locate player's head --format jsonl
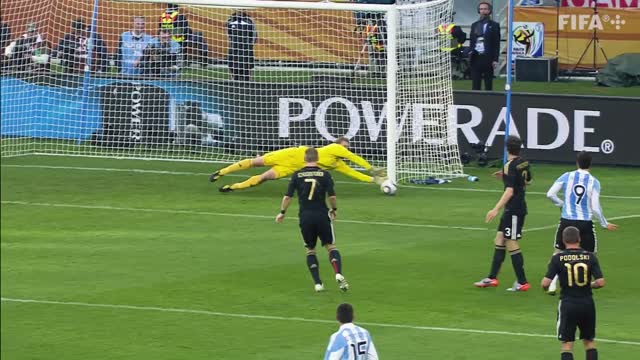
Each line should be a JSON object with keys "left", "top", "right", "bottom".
{"left": 576, "top": 151, "right": 592, "bottom": 170}
{"left": 335, "top": 136, "right": 350, "bottom": 149}
{"left": 477, "top": 1, "right": 492, "bottom": 17}
{"left": 562, "top": 226, "right": 581, "bottom": 246}
{"left": 336, "top": 303, "right": 354, "bottom": 324}
{"left": 505, "top": 135, "right": 522, "bottom": 156}
{"left": 304, "top": 147, "right": 319, "bottom": 163}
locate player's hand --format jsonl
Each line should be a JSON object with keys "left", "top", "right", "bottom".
{"left": 485, "top": 208, "right": 499, "bottom": 223}
{"left": 606, "top": 223, "right": 618, "bottom": 231}
{"left": 329, "top": 209, "right": 337, "bottom": 221}
{"left": 373, "top": 175, "right": 387, "bottom": 185}
{"left": 369, "top": 167, "right": 387, "bottom": 177}
{"left": 492, "top": 170, "right": 503, "bottom": 179}
{"left": 275, "top": 213, "right": 285, "bottom": 223}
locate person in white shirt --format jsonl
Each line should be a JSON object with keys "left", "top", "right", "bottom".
{"left": 324, "top": 303, "right": 378, "bottom": 360}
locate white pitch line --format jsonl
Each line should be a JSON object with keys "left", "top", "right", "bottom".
{"left": 0, "top": 201, "right": 489, "bottom": 232}
{"left": 1, "top": 297, "right": 638, "bottom": 346}
{"left": 524, "top": 214, "right": 640, "bottom": 233}
{"left": 3, "top": 164, "right": 639, "bottom": 200}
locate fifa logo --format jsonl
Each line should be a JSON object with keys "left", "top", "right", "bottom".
{"left": 558, "top": 14, "right": 626, "bottom": 31}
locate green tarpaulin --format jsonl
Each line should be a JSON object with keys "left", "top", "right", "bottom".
{"left": 597, "top": 53, "right": 640, "bottom": 88}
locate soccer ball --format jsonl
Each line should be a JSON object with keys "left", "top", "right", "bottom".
{"left": 380, "top": 179, "right": 397, "bottom": 196}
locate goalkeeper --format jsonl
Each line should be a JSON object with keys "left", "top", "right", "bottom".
{"left": 210, "top": 136, "right": 387, "bottom": 192}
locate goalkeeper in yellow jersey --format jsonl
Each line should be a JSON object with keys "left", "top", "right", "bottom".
{"left": 210, "top": 136, "right": 387, "bottom": 192}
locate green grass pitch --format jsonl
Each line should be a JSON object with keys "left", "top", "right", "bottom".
{"left": 1, "top": 155, "right": 639, "bottom": 359}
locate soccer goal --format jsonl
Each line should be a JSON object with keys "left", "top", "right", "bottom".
{"left": 0, "top": 0, "right": 462, "bottom": 182}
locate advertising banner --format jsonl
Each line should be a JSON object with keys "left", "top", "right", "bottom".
{"left": 2, "top": 76, "right": 639, "bottom": 165}
{"left": 561, "top": 0, "right": 639, "bottom": 8}
{"left": 515, "top": 6, "right": 640, "bottom": 68}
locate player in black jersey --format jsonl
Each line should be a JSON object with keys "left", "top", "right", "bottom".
{"left": 542, "top": 226, "right": 605, "bottom": 360}
{"left": 275, "top": 147, "right": 349, "bottom": 293}
{"left": 475, "top": 135, "right": 532, "bottom": 291}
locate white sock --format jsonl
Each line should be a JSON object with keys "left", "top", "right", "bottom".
{"left": 549, "top": 275, "right": 559, "bottom": 291}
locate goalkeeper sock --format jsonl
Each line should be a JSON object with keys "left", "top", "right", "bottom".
{"left": 488, "top": 245, "right": 506, "bottom": 279}
{"left": 306, "top": 255, "right": 322, "bottom": 285}
{"left": 220, "top": 159, "right": 252, "bottom": 176}
{"left": 230, "top": 175, "right": 262, "bottom": 190}
{"left": 329, "top": 250, "right": 342, "bottom": 274}
{"left": 586, "top": 349, "right": 597, "bottom": 360}
{"left": 510, "top": 250, "right": 527, "bottom": 284}
{"left": 561, "top": 352, "right": 574, "bottom": 360}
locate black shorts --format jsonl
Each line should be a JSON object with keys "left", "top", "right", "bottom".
{"left": 299, "top": 211, "right": 334, "bottom": 250}
{"left": 555, "top": 219, "right": 597, "bottom": 252}
{"left": 557, "top": 298, "right": 596, "bottom": 342}
{"left": 498, "top": 213, "right": 525, "bottom": 240}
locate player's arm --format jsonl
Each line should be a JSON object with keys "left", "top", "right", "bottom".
{"left": 275, "top": 175, "right": 296, "bottom": 223}
{"left": 334, "top": 159, "right": 375, "bottom": 183}
{"left": 325, "top": 172, "right": 337, "bottom": 219}
{"left": 323, "top": 334, "right": 346, "bottom": 360}
{"left": 591, "top": 180, "right": 618, "bottom": 231}
{"left": 329, "top": 143, "right": 373, "bottom": 171}
{"left": 546, "top": 173, "right": 567, "bottom": 208}
{"left": 485, "top": 186, "right": 513, "bottom": 223}
{"left": 590, "top": 254, "right": 606, "bottom": 289}
{"left": 367, "top": 334, "right": 379, "bottom": 360}
{"left": 541, "top": 256, "right": 560, "bottom": 291}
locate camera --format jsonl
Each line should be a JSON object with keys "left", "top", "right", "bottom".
{"left": 461, "top": 142, "right": 490, "bottom": 167}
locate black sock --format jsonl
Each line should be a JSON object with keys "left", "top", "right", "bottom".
{"left": 329, "top": 249, "right": 342, "bottom": 274}
{"left": 488, "top": 245, "right": 506, "bottom": 279}
{"left": 561, "top": 352, "right": 574, "bottom": 360}
{"left": 306, "top": 254, "right": 322, "bottom": 285}
{"left": 510, "top": 250, "right": 527, "bottom": 284}
{"left": 586, "top": 348, "right": 597, "bottom": 360}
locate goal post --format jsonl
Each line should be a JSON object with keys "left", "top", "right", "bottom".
{"left": 0, "top": 0, "right": 463, "bottom": 182}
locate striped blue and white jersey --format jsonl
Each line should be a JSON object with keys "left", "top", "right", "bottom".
{"left": 324, "top": 323, "right": 378, "bottom": 360}
{"left": 546, "top": 169, "right": 608, "bottom": 227}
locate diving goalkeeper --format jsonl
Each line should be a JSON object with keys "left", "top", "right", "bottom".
{"left": 210, "top": 137, "right": 387, "bottom": 192}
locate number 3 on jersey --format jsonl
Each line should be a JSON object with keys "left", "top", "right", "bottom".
{"left": 304, "top": 178, "right": 318, "bottom": 200}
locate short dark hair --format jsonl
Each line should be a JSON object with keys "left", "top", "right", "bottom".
{"left": 576, "top": 151, "right": 592, "bottom": 170}
{"left": 304, "top": 147, "right": 319, "bottom": 163}
{"left": 562, "top": 226, "right": 581, "bottom": 245}
{"left": 336, "top": 303, "right": 354, "bottom": 324}
{"left": 506, "top": 135, "right": 522, "bottom": 156}
{"left": 335, "top": 136, "right": 350, "bottom": 145}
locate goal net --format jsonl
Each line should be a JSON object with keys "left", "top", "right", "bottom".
{"left": 0, "top": 0, "right": 462, "bottom": 182}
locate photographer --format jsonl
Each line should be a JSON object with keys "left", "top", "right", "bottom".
{"left": 4, "top": 22, "right": 49, "bottom": 73}
{"left": 139, "top": 28, "right": 182, "bottom": 76}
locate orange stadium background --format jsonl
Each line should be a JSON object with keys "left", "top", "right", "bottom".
{"left": 1, "top": 0, "right": 361, "bottom": 65}
{"left": 515, "top": 6, "right": 640, "bottom": 69}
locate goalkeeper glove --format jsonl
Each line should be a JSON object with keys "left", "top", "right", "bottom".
{"left": 373, "top": 175, "right": 388, "bottom": 185}
{"left": 369, "top": 167, "right": 387, "bottom": 177}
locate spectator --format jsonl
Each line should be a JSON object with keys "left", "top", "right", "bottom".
{"left": 3, "top": 22, "right": 49, "bottom": 73}
{"left": 117, "top": 16, "right": 154, "bottom": 75}
{"left": 226, "top": 10, "right": 257, "bottom": 81}
{"left": 139, "top": 28, "right": 182, "bottom": 76}
{"left": 0, "top": 22, "right": 10, "bottom": 70}
{"left": 364, "top": 13, "right": 386, "bottom": 77}
{"left": 159, "top": 3, "right": 208, "bottom": 67}
{"left": 55, "top": 19, "right": 108, "bottom": 73}
{"left": 0, "top": 22, "right": 11, "bottom": 51}
{"left": 469, "top": 1, "right": 500, "bottom": 90}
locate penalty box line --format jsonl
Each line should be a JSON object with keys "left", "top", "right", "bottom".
{"left": 2, "top": 297, "right": 639, "bottom": 346}
{"left": 1, "top": 200, "right": 638, "bottom": 234}
{"left": 2, "top": 164, "right": 639, "bottom": 201}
